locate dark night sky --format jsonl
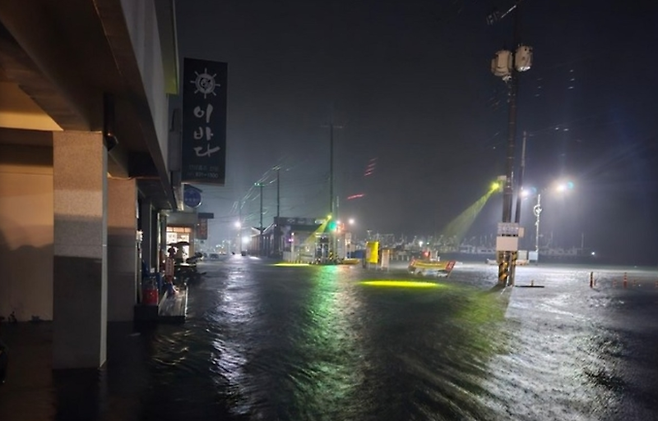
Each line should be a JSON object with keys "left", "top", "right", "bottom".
{"left": 175, "top": 0, "right": 658, "bottom": 265}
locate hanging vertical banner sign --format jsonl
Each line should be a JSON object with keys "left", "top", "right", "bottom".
{"left": 196, "top": 218, "right": 208, "bottom": 240}
{"left": 182, "top": 58, "right": 227, "bottom": 184}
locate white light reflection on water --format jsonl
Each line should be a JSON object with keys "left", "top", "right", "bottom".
{"left": 206, "top": 265, "right": 262, "bottom": 416}
{"left": 477, "top": 265, "right": 658, "bottom": 420}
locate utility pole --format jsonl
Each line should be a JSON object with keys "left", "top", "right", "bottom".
{"left": 514, "top": 131, "right": 527, "bottom": 224}
{"left": 510, "top": 131, "right": 527, "bottom": 282}
{"left": 329, "top": 122, "right": 334, "bottom": 216}
{"left": 276, "top": 167, "right": 280, "bottom": 220}
{"left": 489, "top": 0, "right": 532, "bottom": 287}
{"left": 238, "top": 199, "right": 243, "bottom": 253}
{"left": 275, "top": 166, "right": 281, "bottom": 257}
{"left": 323, "top": 120, "right": 342, "bottom": 261}
{"left": 328, "top": 123, "right": 335, "bottom": 262}
{"left": 258, "top": 182, "right": 263, "bottom": 233}
{"left": 323, "top": 119, "right": 343, "bottom": 217}
{"left": 254, "top": 182, "right": 264, "bottom": 256}
{"left": 502, "top": 5, "right": 521, "bottom": 225}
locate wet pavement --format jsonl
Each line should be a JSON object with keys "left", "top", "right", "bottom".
{"left": 1, "top": 257, "right": 658, "bottom": 420}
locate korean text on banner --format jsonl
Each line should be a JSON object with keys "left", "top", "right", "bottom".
{"left": 182, "top": 58, "right": 227, "bottom": 184}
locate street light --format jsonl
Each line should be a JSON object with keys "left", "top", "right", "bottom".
{"left": 343, "top": 218, "right": 356, "bottom": 258}
{"left": 555, "top": 181, "right": 575, "bottom": 193}
{"left": 532, "top": 193, "right": 542, "bottom": 259}
{"left": 522, "top": 180, "right": 574, "bottom": 262}
{"left": 234, "top": 221, "right": 242, "bottom": 253}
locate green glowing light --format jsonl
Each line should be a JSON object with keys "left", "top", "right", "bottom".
{"left": 360, "top": 280, "right": 443, "bottom": 288}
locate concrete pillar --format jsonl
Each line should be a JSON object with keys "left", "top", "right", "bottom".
{"left": 52, "top": 131, "right": 107, "bottom": 369}
{"left": 108, "top": 178, "right": 138, "bottom": 322}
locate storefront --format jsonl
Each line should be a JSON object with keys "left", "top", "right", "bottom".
{"left": 165, "top": 211, "right": 198, "bottom": 261}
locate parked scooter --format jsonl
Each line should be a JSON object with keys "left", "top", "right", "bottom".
{"left": 185, "top": 251, "right": 203, "bottom": 264}
{"left": 174, "top": 253, "right": 205, "bottom": 285}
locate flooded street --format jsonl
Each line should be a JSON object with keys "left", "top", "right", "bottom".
{"left": 2, "top": 257, "right": 658, "bottom": 420}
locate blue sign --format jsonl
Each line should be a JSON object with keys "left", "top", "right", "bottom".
{"left": 183, "top": 185, "right": 202, "bottom": 208}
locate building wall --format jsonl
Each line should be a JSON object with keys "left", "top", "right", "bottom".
{"left": 121, "top": 0, "right": 169, "bottom": 168}
{"left": 0, "top": 145, "right": 54, "bottom": 321}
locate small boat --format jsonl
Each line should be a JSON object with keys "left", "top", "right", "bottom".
{"left": 408, "top": 259, "right": 456, "bottom": 277}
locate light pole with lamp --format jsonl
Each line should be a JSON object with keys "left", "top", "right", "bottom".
{"left": 523, "top": 180, "right": 573, "bottom": 263}
{"left": 347, "top": 218, "right": 355, "bottom": 258}
{"left": 336, "top": 217, "right": 356, "bottom": 259}
{"left": 234, "top": 221, "right": 242, "bottom": 254}
{"left": 532, "top": 193, "right": 542, "bottom": 262}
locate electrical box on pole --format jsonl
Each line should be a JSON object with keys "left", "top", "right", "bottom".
{"left": 496, "top": 222, "right": 521, "bottom": 252}
{"left": 491, "top": 50, "right": 513, "bottom": 80}
{"left": 514, "top": 45, "right": 533, "bottom": 72}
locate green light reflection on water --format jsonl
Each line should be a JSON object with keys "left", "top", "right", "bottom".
{"left": 268, "top": 264, "right": 513, "bottom": 419}
{"left": 286, "top": 265, "right": 365, "bottom": 417}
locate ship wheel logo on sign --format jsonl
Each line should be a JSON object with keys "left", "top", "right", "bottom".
{"left": 191, "top": 68, "right": 218, "bottom": 98}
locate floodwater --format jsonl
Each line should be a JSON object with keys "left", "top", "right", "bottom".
{"left": 1, "top": 257, "right": 658, "bottom": 420}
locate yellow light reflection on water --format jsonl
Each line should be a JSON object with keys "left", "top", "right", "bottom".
{"left": 273, "top": 262, "right": 311, "bottom": 267}
{"left": 360, "top": 280, "right": 445, "bottom": 288}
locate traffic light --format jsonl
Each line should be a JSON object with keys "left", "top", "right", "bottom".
{"left": 328, "top": 220, "right": 337, "bottom": 232}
